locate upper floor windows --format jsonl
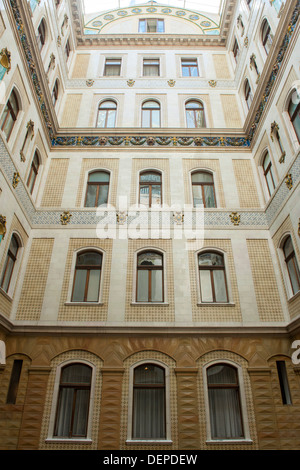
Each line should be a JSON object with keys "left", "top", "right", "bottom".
{"left": 198, "top": 251, "right": 228, "bottom": 303}
{"left": 132, "top": 363, "right": 166, "bottom": 439}
{"left": 191, "top": 171, "right": 216, "bottom": 208}
{"left": 141, "top": 100, "right": 160, "bottom": 128}
{"left": 143, "top": 58, "right": 160, "bottom": 77}
{"left": 0, "top": 234, "right": 20, "bottom": 294}
{"left": 262, "top": 151, "right": 276, "bottom": 197}
{"left": 288, "top": 94, "right": 300, "bottom": 143}
{"left": 104, "top": 59, "right": 121, "bottom": 76}
{"left": 36, "top": 18, "right": 46, "bottom": 51}
{"left": 206, "top": 363, "right": 244, "bottom": 440}
{"left": 139, "top": 170, "right": 162, "bottom": 208}
{"left": 71, "top": 250, "right": 102, "bottom": 303}
{"left": 181, "top": 59, "right": 199, "bottom": 77}
{"left": 261, "top": 19, "right": 273, "bottom": 55}
{"left": 27, "top": 150, "right": 40, "bottom": 195}
{"left": 52, "top": 79, "right": 59, "bottom": 107}
{"left": 185, "top": 100, "right": 206, "bottom": 128}
{"left": 65, "top": 38, "right": 71, "bottom": 62}
{"left": 54, "top": 363, "right": 92, "bottom": 438}
{"left": 0, "top": 88, "right": 20, "bottom": 141}
{"left": 96, "top": 100, "right": 117, "bottom": 128}
{"left": 139, "top": 18, "right": 164, "bottom": 33}
{"left": 85, "top": 170, "right": 110, "bottom": 207}
{"left": 232, "top": 38, "right": 240, "bottom": 63}
{"left": 136, "top": 251, "right": 164, "bottom": 303}
{"left": 244, "top": 79, "right": 253, "bottom": 110}
{"left": 282, "top": 236, "right": 300, "bottom": 296}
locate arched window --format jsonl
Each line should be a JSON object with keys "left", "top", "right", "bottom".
{"left": 137, "top": 251, "right": 163, "bottom": 302}
{"left": 244, "top": 79, "right": 253, "bottom": 110}
{"left": 282, "top": 236, "right": 300, "bottom": 296}
{"left": 85, "top": 170, "right": 110, "bottom": 207}
{"left": 261, "top": 19, "right": 272, "bottom": 55}
{"left": 0, "top": 234, "right": 20, "bottom": 293}
{"left": 0, "top": 88, "right": 20, "bottom": 141}
{"left": 139, "top": 170, "right": 162, "bottom": 207}
{"left": 141, "top": 100, "right": 160, "bottom": 128}
{"left": 191, "top": 171, "right": 216, "bottom": 208}
{"left": 262, "top": 151, "right": 276, "bottom": 197}
{"left": 198, "top": 251, "right": 228, "bottom": 303}
{"left": 132, "top": 363, "right": 166, "bottom": 439}
{"left": 96, "top": 100, "right": 117, "bottom": 128}
{"left": 71, "top": 250, "right": 102, "bottom": 302}
{"left": 287, "top": 92, "right": 300, "bottom": 142}
{"left": 207, "top": 363, "right": 244, "bottom": 440}
{"left": 37, "top": 18, "right": 46, "bottom": 51}
{"left": 54, "top": 363, "right": 92, "bottom": 438}
{"left": 52, "top": 79, "right": 59, "bottom": 107}
{"left": 185, "top": 100, "right": 206, "bottom": 128}
{"left": 27, "top": 150, "right": 40, "bottom": 195}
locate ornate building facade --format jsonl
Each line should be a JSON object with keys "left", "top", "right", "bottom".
{"left": 0, "top": 0, "right": 300, "bottom": 451}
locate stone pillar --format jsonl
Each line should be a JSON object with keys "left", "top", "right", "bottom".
{"left": 17, "top": 366, "right": 51, "bottom": 450}
{"left": 175, "top": 368, "right": 200, "bottom": 450}
{"left": 98, "top": 368, "right": 124, "bottom": 450}
{"left": 247, "top": 367, "right": 279, "bottom": 450}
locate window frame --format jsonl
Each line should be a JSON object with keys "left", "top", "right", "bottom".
{"left": 52, "top": 79, "right": 59, "bottom": 107}
{"left": 139, "top": 18, "right": 165, "bottom": 33}
{"left": 70, "top": 249, "right": 103, "bottom": 304}
{"left": 185, "top": 100, "right": 206, "bottom": 129}
{"left": 0, "top": 88, "right": 20, "bottom": 141}
{"left": 104, "top": 58, "right": 122, "bottom": 77}
{"left": 136, "top": 250, "right": 164, "bottom": 303}
{"left": 262, "top": 151, "right": 276, "bottom": 198}
{"left": 37, "top": 18, "right": 46, "bottom": 51}
{"left": 141, "top": 100, "right": 161, "bottom": 128}
{"left": 143, "top": 58, "right": 160, "bottom": 77}
{"left": 203, "top": 359, "right": 252, "bottom": 443}
{"left": 191, "top": 170, "right": 216, "bottom": 208}
{"left": 27, "top": 150, "right": 40, "bottom": 195}
{"left": 244, "top": 79, "right": 253, "bottom": 110}
{"left": 138, "top": 169, "right": 162, "bottom": 208}
{"left": 282, "top": 236, "right": 300, "bottom": 296}
{"left": 84, "top": 170, "right": 110, "bottom": 207}
{"left": 261, "top": 19, "right": 272, "bottom": 55}
{"left": 197, "top": 250, "right": 229, "bottom": 304}
{"left": 0, "top": 233, "right": 21, "bottom": 295}
{"left": 232, "top": 38, "right": 240, "bottom": 63}
{"left": 96, "top": 100, "right": 117, "bottom": 128}
{"left": 287, "top": 94, "right": 300, "bottom": 143}
{"left": 181, "top": 58, "right": 199, "bottom": 77}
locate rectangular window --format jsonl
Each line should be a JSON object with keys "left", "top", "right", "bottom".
{"left": 143, "top": 59, "right": 160, "bottom": 76}
{"left": 232, "top": 39, "right": 240, "bottom": 62}
{"left": 65, "top": 39, "right": 71, "bottom": 61}
{"left": 139, "top": 19, "right": 164, "bottom": 33}
{"left": 276, "top": 361, "right": 292, "bottom": 405}
{"left": 6, "top": 360, "right": 23, "bottom": 404}
{"left": 181, "top": 59, "right": 199, "bottom": 77}
{"left": 104, "top": 59, "right": 121, "bottom": 76}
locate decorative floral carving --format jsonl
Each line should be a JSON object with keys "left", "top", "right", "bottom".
{"left": 86, "top": 79, "right": 94, "bottom": 87}
{"left": 229, "top": 212, "right": 240, "bottom": 226}
{"left": 116, "top": 211, "right": 127, "bottom": 225}
{"left": 12, "top": 172, "right": 20, "bottom": 189}
{"left": 146, "top": 137, "right": 155, "bottom": 146}
{"left": 167, "top": 79, "right": 176, "bottom": 87}
{"left": 60, "top": 211, "right": 72, "bottom": 225}
{"left": 0, "top": 48, "right": 11, "bottom": 74}
{"left": 127, "top": 79, "right": 135, "bottom": 87}
{"left": 173, "top": 211, "right": 184, "bottom": 225}
{"left": 208, "top": 80, "right": 217, "bottom": 87}
{"left": 0, "top": 215, "right": 6, "bottom": 240}
{"left": 285, "top": 174, "right": 293, "bottom": 190}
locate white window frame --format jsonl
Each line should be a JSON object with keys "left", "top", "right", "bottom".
{"left": 0, "top": 231, "right": 24, "bottom": 300}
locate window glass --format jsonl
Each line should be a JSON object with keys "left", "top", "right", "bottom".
{"left": 72, "top": 251, "right": 102, "bottom": 302}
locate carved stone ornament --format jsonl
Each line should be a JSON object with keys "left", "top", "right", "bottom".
{"left": 60, "top": 211, "right": 72, "bottom": 225}
{"left": 208, "top": 80, "right": 217, "bottom": 87}
{"left": 0, "top": 48, "right": 11, "bottom": 73}
{"left": 244, "top": 36, "right": 249, "bottom": 47}
{"left": 229, "top": 212, "right": 240, "bottom": 226}
{"left": 12, "top": 172, "right": 20, "bottom": 189}
{"left": 116, "top": 211, "right": 127, "bottom": 225}
{"left": 0, "top": 215, "right": 7, "bottom": 240}
{"left": 86, "top": 79, "right": 94, "bottom": 87}
{"left": 167, "top": 79, "right": 176, "bottom": 87}
{"left": 270, "top": 121, "right": 279, "bottom": 141}
{"left": 57, "top": 36, "right": 62, "bottom": 47}
{"left": 146, "top": 137, "right": 155, "bottom": 146}
{"left": 285, "top": 174, "right": 293, "bottom": 190}
{"left": 127, "top": 79, "right": 135, "bottom": 87}
{"left": 173, "top": 211, "right": 184, "bottom": 225}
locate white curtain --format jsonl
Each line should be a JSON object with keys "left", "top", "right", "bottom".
{"left": 133, "top": 388, "right": 165, "bottom": 439}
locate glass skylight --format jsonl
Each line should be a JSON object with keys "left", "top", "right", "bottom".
{"left": 82, "top": 0, "right": 224, "bottom": 16}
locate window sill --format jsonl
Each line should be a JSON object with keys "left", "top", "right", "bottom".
{"left": 64, "top": 302, "right": 104, "bottom": 306}
{"left": 206, "top": 439, "right": 253, "bottom": 445}
{"left": 45, "top": 438, "right": 92, "bottom": 444}
{"left": 197, "top": 302, "right": 235, "bottom": 307}
{"left": 130, "top": 302, "right": 169, "bottom": 306}
{"left": 0, "top": 288, "right": 13, "bottom": 302}
{"left": 126, "top": 440, "right": 173, "bottom": 446}
{"left": 287, "top": 290, "right": 300, "bottom": 303}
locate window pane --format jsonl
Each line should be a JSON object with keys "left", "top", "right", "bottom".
{"left": 292, "top": 110, "right": 300, "bottom": 141}
{"left": 140, "top": 172, "right": 161, "bottom": 183}
{"left": 157, "top": 19, "right": 164, "bottom": 33}
{"left": 151, "top": 185, "right": 161, "bottom": 206}
{"left": 106, "top": 110, "right": 116, "bottom": 127}
{"left": 266, "top": 170, "right": 275, "bottom": 196}
{"left": 89, "top": 171, "right": 110, "bottom": 183}
{"left": 192, "top": 185, "right": 203, "bottom": 207}
{"left": 139, "top": 184, "right": 150, "bottom": 206}
{"left": 137, "top": 270, "right": 148, "bottom": 301}
{"left": 199, "top": 253, "right": 224, "bottom": 266}
{"left": 72, "top": 269, "right": 87, "bottom": 301}
{"left": 287, "top": 258, "right": 300, "bottom": 294}
{"left": 139, "top": 19, "right": 146, "bottom": 33}
{"left": 133, "top": 388, "right": 165, "bottom": 439}
{"left": 86, "top": 269, "right": 100, "bottom": 302}
{"left": 1, "top": 257, "right": 14, "bottom": 292}
{"left": 151, "top": 109, "right": 160, "bottom": 127}
{"left": 72, "top": 389, "right": 90, "bottom": 436}
{"left": 61, "top": 364, "right": 92, "bottom": 384}
{"left": 97, "top": 110, "right": 106, "bottom": 128}
{"left": 142, "top": 110, "right": 151, "bottom": 127}
{"left": 97, "top": 185, "right": 109, "bottom": 206}
{"left": 208, "top": 388, "right": 243, "bottom": 439}
{"left": 77, "top": 252, "right": 102, "bottom": 266}
{"left": 186, "top": 110, "right": 196, "bottom": 128}
{"left": 203, "top": 185, "right": 216, "bottom": 208}
{"left": 192, "top": 172, "right": 213, "bottom": 184}
{"left": 134, "top": 364, "right": 164, "bottom": 384}
{"left": 200, "top": 270, "right": 213, "bottom": 302}
{"left": 55, "top": 388, "right": 74, "bottom": 437}
{"left": 151, "top": 269, "right": 163, "bottom": 302}
{"left": 195, "top": 109, "right": 205, "bottom": 127}
{"left": 138, "top": 252, "right": 162, "bottom": 266}
{"left": 207, "top": 365, "right": 237, "bottom": 385}
{"left": 85, "top": 184, "right": 97, "bottom": 207}
{"left": 213, "top": 270, "right": 228, "bottom": 302}
{"left": 1, "top": 113, "right": 14, "bottom": 138}
{"left": 147, "top": 19, "right": 157, "bottom": 32}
